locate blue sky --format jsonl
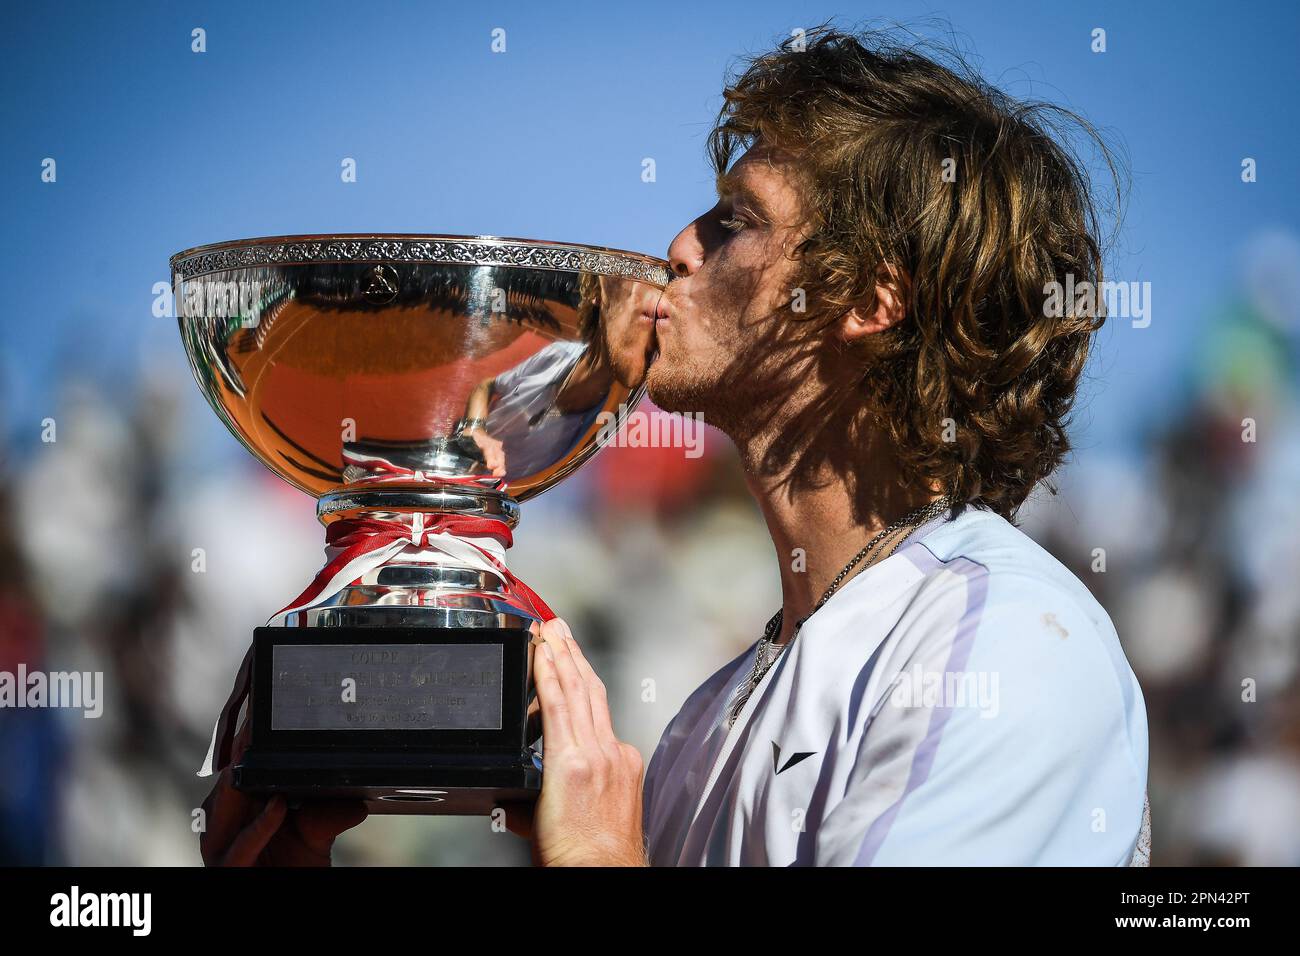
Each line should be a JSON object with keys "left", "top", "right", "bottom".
{"left": 3, "top": 0, "right": 1298, "bottom": 461}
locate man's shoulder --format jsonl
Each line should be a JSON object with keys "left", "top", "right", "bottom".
{"left": 907, "top": 505, "right": 1115, "bottom": 639}
{"left": 895, "top": 506, "right": 1145, "bottom": 752}
{"left": 889, "top": 506, "right": 1141, "bottom": 718}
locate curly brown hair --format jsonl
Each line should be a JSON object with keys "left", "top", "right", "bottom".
{"left": 709, "top": 25, "right": 1122, "bottom": 519}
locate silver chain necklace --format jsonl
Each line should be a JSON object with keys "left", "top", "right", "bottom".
{"left": 726, "top": 495, "right": 954, "bottom": 727}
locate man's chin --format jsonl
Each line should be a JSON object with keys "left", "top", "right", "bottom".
{"left": 644, "top": 361, "right": 686, "bottom": 413}
{"left": 645, "top": 359, "right": 699, "bottom": 415}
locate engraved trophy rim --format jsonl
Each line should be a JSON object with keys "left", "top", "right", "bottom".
{"left": 169, "top": 232, "right": 671, "bottom": 286}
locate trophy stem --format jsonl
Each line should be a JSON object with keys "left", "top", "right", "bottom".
{"left": 317, "top": 487, "right": 520, "bottom": 528}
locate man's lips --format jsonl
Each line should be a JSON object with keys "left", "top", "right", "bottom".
{"left": 653, "top": 294, "right": 672, "bottom": 326}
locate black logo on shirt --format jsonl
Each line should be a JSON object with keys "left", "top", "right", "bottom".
{"left": 771, "top": 741, "right": 816, "bottom": 775}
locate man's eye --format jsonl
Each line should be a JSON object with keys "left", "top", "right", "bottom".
{"left": 719, "top": 216, "right": 747, "bottom": 233}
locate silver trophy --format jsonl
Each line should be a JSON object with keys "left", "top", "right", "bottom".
{"left": 171, "top": 234, "right": 669, "bottom": 813}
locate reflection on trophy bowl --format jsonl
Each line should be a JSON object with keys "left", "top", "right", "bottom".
{"left": 172, "top": 234, "right": 669, "bottom": 813}
{"left": 172, "top": 235, "right": 669, "bottom": 499}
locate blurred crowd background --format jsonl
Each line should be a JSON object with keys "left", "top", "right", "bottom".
{"left": 3, "top": 2, "right": 1299, "bottom": 866}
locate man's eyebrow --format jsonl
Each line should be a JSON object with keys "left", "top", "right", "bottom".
{"left": 715, "top": 171, "right": 771, "bottom": 220}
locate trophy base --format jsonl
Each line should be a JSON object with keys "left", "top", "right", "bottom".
{"left": 235, "top": 625, "right": 537, "bottom": 816}
{"left": 234, "top": 750, "right": 541, "bottom": 815}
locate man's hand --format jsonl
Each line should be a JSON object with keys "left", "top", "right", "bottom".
{"left": 505, "top": 618, "right": 647, "bottom": 866}
{"left": 199, "top": 720, "right": 367, "bottom": 866}
{"left": 466, "top": 427, "right": 507, "bottom": 477}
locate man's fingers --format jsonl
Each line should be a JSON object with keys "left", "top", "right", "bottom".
{"left": 200, "top": 767, "right": 260, "bottom": 862}
{"left": 557, "top": 621, "right": 618, "bottom": 746}
{"left": 540, "top": 619, "right": 597, "bottom": 747}
{"left": 292, "top": 800, "right": 368, "bottom": 850}
{"left": 219, "top": 795, "right": 287, "bottom": 867}
{"left": 532, "top": 632, "right": 575, "bottom": 749}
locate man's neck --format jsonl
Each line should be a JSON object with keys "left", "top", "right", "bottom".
{"left": 736, "top": 428, "right": 940, "bottom": 644}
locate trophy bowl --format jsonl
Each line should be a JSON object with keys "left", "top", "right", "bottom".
{"left": 171, "top": 234, "right": 669, "bottom": 814}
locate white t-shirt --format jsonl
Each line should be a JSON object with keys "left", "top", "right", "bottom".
{"left": 643, "top": 506, "right": 1150, "bottom": 866}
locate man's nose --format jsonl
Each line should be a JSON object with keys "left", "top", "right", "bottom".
{"left": 666, "top": 223, "right": 705, "bottom": 278}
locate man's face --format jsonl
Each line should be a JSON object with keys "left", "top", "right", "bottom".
{"left": 646, "top": 144, "right": 810, "bottom": 425}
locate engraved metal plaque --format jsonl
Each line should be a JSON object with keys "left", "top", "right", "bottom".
{"left": 270, "top": 643, "right": 504, "bottom": 731}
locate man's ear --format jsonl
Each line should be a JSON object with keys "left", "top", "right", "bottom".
{"left": 841, "top": 263, "right": 908, "bottom": 341}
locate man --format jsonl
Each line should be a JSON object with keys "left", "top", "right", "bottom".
{"left": 202, "top": 27, "right": 1148, "bottom": 867}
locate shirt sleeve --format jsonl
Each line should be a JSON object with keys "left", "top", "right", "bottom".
{"left": 812, "top": 575, "right": 1148, "bottom": 866}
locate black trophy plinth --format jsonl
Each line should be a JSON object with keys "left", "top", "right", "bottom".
{"left": 232, "top": 626, "right": 540, "bottom": 815}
